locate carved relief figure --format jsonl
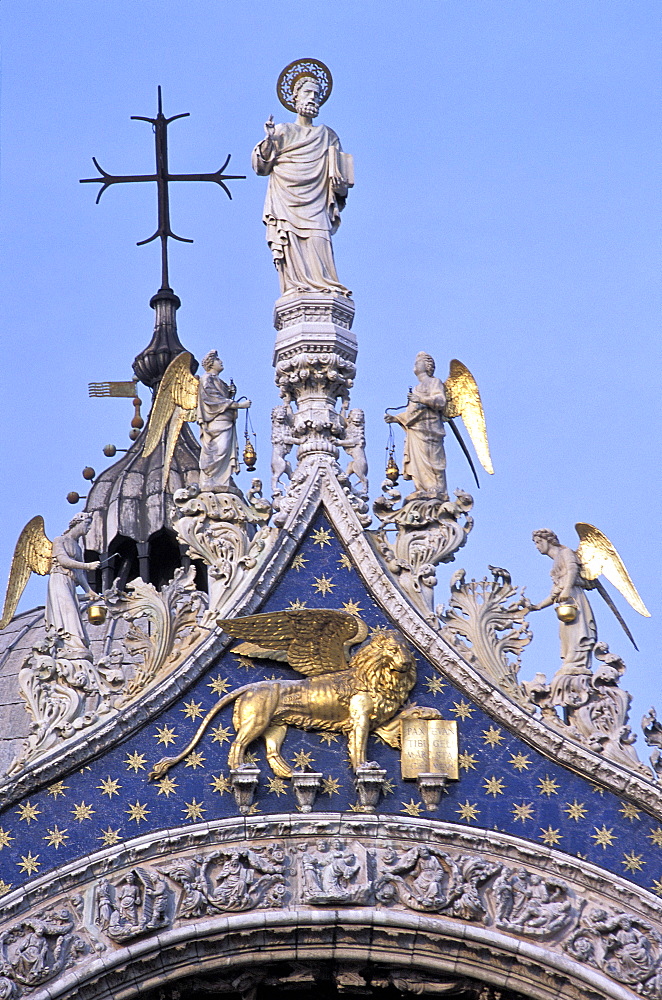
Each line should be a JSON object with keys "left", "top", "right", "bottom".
{"left": 379, "top": 846, "right": 451, "bottom": 911}
{"left": 95, "top": 869, "right": 169, "bottom": 942}
{"left": 162, "top": 847, "right": 285, "bottom": 915}
{"left": 299, "top": 839, "right": 373, "bottom": 905}
{"left": 142, "top": 350, "right": 250, "bottom": 491}
{"left": 150, "top": 610, "right": 416, "bottom": 781}
{"left": 271, "top": 404, "right": 296, "bottom": 494}
{"left": 0, "top": 909, "right": 83, "bottom": 989}
{"left": 529, "top": 525, "right": 649, "bottom": 674}
{"left": 0, "top": 513, "right": 99, "bottom": 651}
{"left": 493, "top": 868, "right": 576, "bottom": 939}
{"left": 385, "top": 355, "right": 493, "bottom": 499}
{"left": 340, "top": 408, "right": 368, "bottom": 495}
{"left": 252, "top": 60, "right": 352, "bottom": 297}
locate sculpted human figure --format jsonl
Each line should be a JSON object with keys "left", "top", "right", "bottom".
{"left": 47, "top": 513, "right": 99, "bottom": 654}
{"left": 341, "top": 408, "right": 369, "bottom": 494}
{"left": 252, "top": 61, "right": 352, "bottom": 296}
{"left": 385, "top": 352, "right": 448, "bottom": 496}
{"left": 197, "top": 350, "right": 251, "bottom": 491}
{"left": 529, "top": 529, "right": 597, "bottom": 673}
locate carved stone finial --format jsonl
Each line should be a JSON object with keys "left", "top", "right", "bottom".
{"left": 291, "top": 771, "right": 324, "bottom": 812}
{"left": 354, "top": 762, "right": 387, "bottom": 812}
{"left": 227, "top": 764, "right": 259, "bottom": 814}
{"left": 416, "top": 773, "right": 449, "bottom": 811}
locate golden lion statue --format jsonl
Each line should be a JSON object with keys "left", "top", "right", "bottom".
{"left": 150, "top": 608, "right": 417, "bottom": 780}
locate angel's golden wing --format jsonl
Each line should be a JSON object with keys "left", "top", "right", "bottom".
{"left": 0, "top": 516, "right": 53, "bottom": 629}
{"left": 444, "top": 359, "right": 494, "bottom": 474}
{"left": 143, "top": 352, "right": 198, "bottom": 460}
{"left": 218, "top": 608, "right": 369, "bottom": 676}
{"left": 575, "top": 522, "right": 650, "bottom": 617}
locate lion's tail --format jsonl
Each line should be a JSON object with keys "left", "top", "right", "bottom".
{"left": 148, "top": 683, "right": 254, "bottom": 781}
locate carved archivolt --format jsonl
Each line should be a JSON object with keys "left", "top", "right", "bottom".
{"left": 0, "top": 816, "right": 659, "bottom": 1000}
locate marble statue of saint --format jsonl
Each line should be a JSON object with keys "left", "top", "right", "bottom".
{"left": 197, "top": 351, "right": 251, "bottom": 491}
{"left": 385, "top": 352, "right": 448, "bottom": 496}
{"left": 252, "top": 60, "right": 352, "bottom": 297}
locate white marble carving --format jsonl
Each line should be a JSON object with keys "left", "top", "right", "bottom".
{"left": 95, "top": 868, "right": 170, "bottom": 942}
{"left": 162, "top": 846, "right": 285, "bottom": 916}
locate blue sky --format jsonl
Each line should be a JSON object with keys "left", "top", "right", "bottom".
{"left": 0, "top": 2, "right": 659, "bottom": 746}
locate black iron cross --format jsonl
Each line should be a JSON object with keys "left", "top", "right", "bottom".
{"left": 81, "top": 86, "right": 245, "bottom": 290}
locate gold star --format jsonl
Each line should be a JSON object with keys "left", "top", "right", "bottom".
{"left": 483, "top": 776, "right": 505, "bottom": 797}
{"left": 267, "top": 777, "right": 287, "bottom": 796}
{"left": 648, "top": 827, "right": 662, "bottom": 847}
{"left": 155, "top": 724, "right": 177, "bottom": 747}
{"left": 211, "top": 723, "right": 232, "bottom": 745}
{"left": 233, "top": 654, "right": 255, "bottom": 670}
{"left": 425, "top": 675, "right": 446, "bottom": 695}
{"left": 482, "top": 726, "right": 503, "bottom": 745}
{"left": 208, "top": 675, "right": 230, "bottom": 696}
{"left": 402, "top": 799, "right": 423, "bottom": 816}
{"left": 619, "top": 802, "right": 641, "bottom": 822}
{"left": 157, "top": 776, "right": 178, "bottom": 797}
{"left": 71, "top": 801, "right": 95, "bottom": 822}
{"left": 47, "top": 781, "right": 68, "bottom": 799}
{"left": 459, "top": 752, "right": 478, "bottom": 771}
{"left": 0, "top": 828, "right": 14, "bottom": 850}
{"left": 185, "top": 751, "right": 206, "bottom": 769}
{"left": 537, "top": 776, "right": 559, "bottom": 797}
{"left": 288, "top": 599, "right": 308, "bottom": 610}
{"left": 183, "top": 799, "right": 205, "bottom": 821}
{"left": 322, "top": 776, "right": 340, "bottom": 796}
{"left": 564, "top": 800, "right": 587, "bottom": 822}
{"left": 383, "top": 779, "right": 395, "bottom": 795}
{"left": 311, "top": 527, "right": 332, "bottom": 547}
{"left": 512, "top": 802, "right": 534, "bottom": 823}
{"left": 17, "top": 801, "right": 40, "bottom": 825}
{"left": 99, "top": 827, "right": 121, "bottom": 847}
{"left": 509, "top": 753, "right": 530, "bottom": 771}
{"left": 126, "top": 801, "right": 150, "bottom": 824}
{"left": 456, "top": 800, "right": 480, "bottom": 822}
{"left": 540, "top": 826, "right": 562, "bottom": 846}
{"left": 313, "top": 575, "right": 335, "bottom": 596}
{"left": 245, "top": 751, "right": 259, "bottom": 766}
{"left": 17, "top": 852, "right": 40, "bottom": 876}
{"left": 622, "top": 851, "right": 645, "bottom": 873}
{"left": 342, "top": 599, "right": 363, "bottom": 616}
{"left": 292, "top": 749, "right": 315, "bottom": 770}
{"left": 0, "top": 880, "right": 12, "bottom": 896}
{"left": 652, "top": 878, "right": 662, "bottom": 896}
{"left": 450, "top": 700, "right": 473, "bottom": 720}
{"left": 44, "top": 825, "right": 68, "bottom": 849}
{"left": 247, "top": 803, "right": 261, "bottom": 814}
{"left": 348, "top": 802, "right": 366, "bottom": 812}
{"left": 319, "top": 732, "right": 339, "bottom": 745}
{"left": 125, "top": 751, "right": 147, "bottom": 772}
{"left": 292, "top": 553, "right": 308, "bottom": 571}
{"left": 338, "top": 554, "right": 352, "bottom": 571}
{"left": 591, "top": 825, "right": 616, "bottom": 850}
{"left": 182, "top": 699, "right": 204, "bottom": 720}
{"left": 210, "top": 774, "right": 231, "bottom": 795}
{"left": 97, "top": 776, "right": 121, "bottom": 798}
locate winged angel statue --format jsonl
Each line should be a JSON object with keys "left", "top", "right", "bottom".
{"left": 385, "top": 353, "right": 492, "bottom": 496}
{"left": 0, "top": 512, "right": 99, "bottom": 652}
{"left": 151, "top": 608, "right": 416, "bottom": 780}
{"left": 530, "top": 523, "right": 650, "bottom": 671}
{"left": 143, "top": 350, "right": 250, "bottom": 491}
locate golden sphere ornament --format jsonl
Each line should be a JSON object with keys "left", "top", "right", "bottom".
{"left": 243, "top": 437, "right": 257, "bottom": 472}
{"left": 385, "top": 453, "right": 399, "bottom": 484}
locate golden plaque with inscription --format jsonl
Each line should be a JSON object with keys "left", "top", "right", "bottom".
{"left": 400, "top": 718, "right": 459, "bottom": 781}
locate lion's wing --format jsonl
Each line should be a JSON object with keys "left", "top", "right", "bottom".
{"left": 218, "top": 608, "right": 366, "bottom": 676}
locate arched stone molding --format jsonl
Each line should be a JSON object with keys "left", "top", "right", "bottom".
{"left": 0, "top": 815, "right": 659, "bottom": 1000}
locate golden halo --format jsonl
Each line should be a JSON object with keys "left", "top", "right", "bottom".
{"left": 276, "top": 58, "right": 333, "bottom": 113}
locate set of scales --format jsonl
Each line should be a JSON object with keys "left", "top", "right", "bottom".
{"left": 1, "top": 59, "right": 649, "bottom": 684}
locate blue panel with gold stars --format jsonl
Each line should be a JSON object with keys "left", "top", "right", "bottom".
{"left": 0, "top": 511, "right": 660, "bottom": 901}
